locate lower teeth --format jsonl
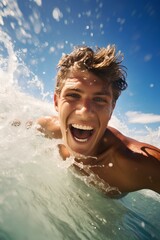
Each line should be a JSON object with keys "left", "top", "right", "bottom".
{"left": 74, "top": 137, "right": 88, "bottom": 142}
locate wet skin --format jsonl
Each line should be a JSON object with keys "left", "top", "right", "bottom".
{"left": 37, "top": 70, "right": 160, "bottom": 197}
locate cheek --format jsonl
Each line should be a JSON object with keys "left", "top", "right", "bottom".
{"left": 58, "top": 102, "right": 71, "bottom": 122}
{"left": 60, "top": 100, "right": 75, "bottom": 113}
{"left": 100, "top": 105, "right": 112, "bottom": 114}
{"left": 99, "top": 106, "right": 113, "bottom": 122}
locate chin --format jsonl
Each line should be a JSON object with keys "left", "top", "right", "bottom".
{"left": 65, "top": 135, "right": 96, "bottom": 159}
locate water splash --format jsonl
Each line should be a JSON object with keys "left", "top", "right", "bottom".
{"left": 0, "top": 30, "right": 17, "bottom": 92}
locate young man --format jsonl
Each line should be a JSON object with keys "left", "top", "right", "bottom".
{"left": 37, "top": 45, "right": 160, "bottom": 197}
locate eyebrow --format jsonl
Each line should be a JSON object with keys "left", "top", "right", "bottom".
{"left": 67, "top": 88, "right": 111, "bottom": 96}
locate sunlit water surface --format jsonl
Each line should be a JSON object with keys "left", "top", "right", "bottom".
{"left": 0, "top": 1, "right": 160, "bottom": 239}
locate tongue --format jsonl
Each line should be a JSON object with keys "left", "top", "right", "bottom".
{"left": 71, "top": 127, "right": 92, "bottom": 139}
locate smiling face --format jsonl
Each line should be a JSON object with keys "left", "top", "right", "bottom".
{"left": 54, "top": 69, "right": 115, "bottom": 157}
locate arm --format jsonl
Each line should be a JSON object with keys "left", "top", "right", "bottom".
{"left": 108, "top": 127, "right": 160, "bottom": 194}
{"left": 122, "top": 135, "right": 160, "bottom": 193}
{"left": 135, "top": 144, "right": 160, "bottom": 193}
{"left": 11, "top": 116, "right": 62, "bottom": 139}
{"left": 36, "top": 116, "right": 62, "bottom": 139}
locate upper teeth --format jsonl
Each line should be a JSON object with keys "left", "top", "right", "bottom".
{"left": 72, "top": 124, "right": 93, "bottom": 130}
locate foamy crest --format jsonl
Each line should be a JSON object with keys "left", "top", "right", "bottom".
{"left": 0, "top": 30, "right": 18, "bottom": 92}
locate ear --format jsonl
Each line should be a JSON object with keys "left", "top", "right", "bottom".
{"left": 109, "top": 102, "right": 116, "bottom": 119}
{"left": 112, "top": 101, "right": 116, "bottom": 111}
{"left": 54, "top": 93, "right": 59, "bottom": 112}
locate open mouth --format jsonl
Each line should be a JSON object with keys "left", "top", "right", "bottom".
{"left": 69, "top": 124, "right": 94, "bottom": 142}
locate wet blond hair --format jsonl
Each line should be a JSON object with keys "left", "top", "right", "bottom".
{"left": 56, "top": 45, "right": 127, "bottom": 102}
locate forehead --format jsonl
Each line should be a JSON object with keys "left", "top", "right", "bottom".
{"left": 61, "top": 70, "right": 110, "bottom": 91}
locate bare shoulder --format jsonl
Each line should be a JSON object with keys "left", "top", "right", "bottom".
{"left": 107, "top": 126, "right": 160, "bottom": 159}
{"left": 37, "top": 115, "right": 58, "bottom": 127}
{"left": 107, "top": 126, "right": 160, "bottom": 193}
{"left": 36, "top": 115, "right": 62, "bottom": 139}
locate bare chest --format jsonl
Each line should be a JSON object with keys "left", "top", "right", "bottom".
{"left": 74, "top": 155, "right": 128, "bottom": 197}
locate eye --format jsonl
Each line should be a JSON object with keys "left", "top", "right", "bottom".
{"left": 66, "top": 93, "right": 80, "bottom": 99}
{"left": 93, "top": 97, "right": 106, "bottom": 103}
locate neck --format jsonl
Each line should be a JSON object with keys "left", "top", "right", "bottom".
{"left": 58, "top": 129, "right": 112, "bottom": 164}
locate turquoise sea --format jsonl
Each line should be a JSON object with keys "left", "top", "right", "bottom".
{"left": 0, "top": 98, "right": 160, "bottom": 239}
{"left": 0, "top": 52, "right": 160, "bottom": 240}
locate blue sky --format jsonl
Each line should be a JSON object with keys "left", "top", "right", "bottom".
{"left": 1, "top": 0, "right": 160, "bottom": 131}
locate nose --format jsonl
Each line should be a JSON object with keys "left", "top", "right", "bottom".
{"left": 76, "top": 98, "right": 93, "bottom": 115}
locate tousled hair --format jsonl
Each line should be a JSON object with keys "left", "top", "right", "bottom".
{"left": 55, "top": 45, "right": 127, "bottom": 102}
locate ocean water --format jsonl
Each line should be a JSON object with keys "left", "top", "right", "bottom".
{"left": 0, "top": 1, "right": 160, "bottom": 239}
{"left": 0, "top": 88, "right": 160, "bottom": 240}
